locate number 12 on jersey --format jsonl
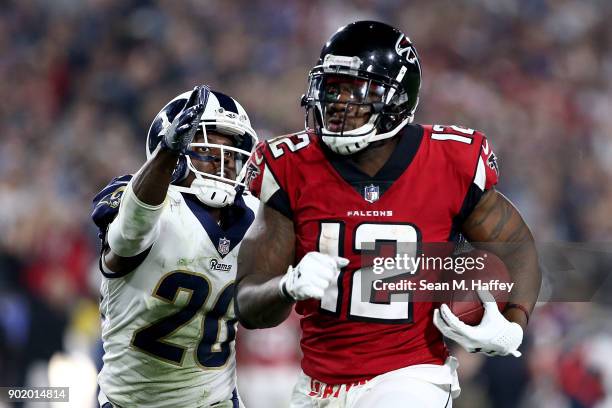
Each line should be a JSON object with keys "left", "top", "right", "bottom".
{"left": 318, "top": 221, "right": 421, "bottom": 324}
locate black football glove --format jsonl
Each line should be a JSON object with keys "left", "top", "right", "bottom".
{"left": 161, "top": 85, "right": 210, "bottom": 154}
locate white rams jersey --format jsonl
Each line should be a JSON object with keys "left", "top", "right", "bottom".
{"left": 98, "top": 185, "right": 257, "bottom": 408}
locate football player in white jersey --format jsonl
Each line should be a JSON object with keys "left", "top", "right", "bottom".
{"left": 91, "top": 85, "right": 258, "bottom": 408}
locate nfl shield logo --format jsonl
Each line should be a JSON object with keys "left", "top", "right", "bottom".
{"left": 364, "top": 184, "right": 379, "bottom": 203}
{"left": 218, "top": 237, "right": 231, "bottom": 256}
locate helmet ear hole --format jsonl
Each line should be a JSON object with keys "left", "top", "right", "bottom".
{"left": 378, "top": 115, "right": 395, "bottom": 132}
{"left": 384, "top": 119, "right": 394, "bottom": 132}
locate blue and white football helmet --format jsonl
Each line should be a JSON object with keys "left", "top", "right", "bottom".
{"left": 147, "top": 89, "right": 258, "bottom": 207}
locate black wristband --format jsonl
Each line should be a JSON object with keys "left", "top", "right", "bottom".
{"left": 279, "top": 280, "right": 296, "bottom": 303}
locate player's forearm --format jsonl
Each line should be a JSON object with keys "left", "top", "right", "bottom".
{"left": 462, "top": 190, "right": 541, "bottom": 330}
{"left": 474, "top": 209, "right": 541, "bottom": 330}
{"left": 131, "top": 147, "right": 180, "bottom": 205}
{"left": 235, "top": 235, "right": 295, "bottom": 329}
{"left": 236, "top": 204, "right": 296, "bottom": 328}
{"left": 468, "top": 240, "right": 539, "bottom": 330}
{"left": 236, "top": 276, "right": 293, "bottom": 329}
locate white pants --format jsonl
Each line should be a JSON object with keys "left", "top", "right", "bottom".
{"left": 290, "top": 357, "right": 460, "bottom": 408}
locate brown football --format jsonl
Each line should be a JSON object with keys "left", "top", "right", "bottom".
{"left": 447, "top": 249, "right": 511, "bottom": 326}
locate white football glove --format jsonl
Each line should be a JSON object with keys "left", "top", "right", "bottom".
{"left": 433, "top": 290, "right": 523, "bottom": 357}
{"left": 279, "top": 252, "right": 349, "bottom": 301}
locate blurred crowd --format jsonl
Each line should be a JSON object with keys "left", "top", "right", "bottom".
{"left": 0, "top": 0, "right": 611, "bottom": 407}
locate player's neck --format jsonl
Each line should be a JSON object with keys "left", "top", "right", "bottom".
{"left": 206, "top": 207, "right": 222, "bottom": 224}
{"left": 206, "top": 206, "right": 235, "bottom": 229}
{"left": 351, "top": 137, "right": 400, "bottom": 177}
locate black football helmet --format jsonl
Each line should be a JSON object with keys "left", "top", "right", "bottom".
{"left": 302, "top": 21, "right": 421, "bottom": 155}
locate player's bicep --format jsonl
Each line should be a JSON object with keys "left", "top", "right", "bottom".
{"left": 237, "top": 202, "right": 295, "bottom": 284}
{"left": 461, "top": 190, "right": 533, "bottom": 250}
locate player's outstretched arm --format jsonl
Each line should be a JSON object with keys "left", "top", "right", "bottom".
{"left": 104, "top": 86, "right": 207, "bottom": 273}
{"left": 461, "top": 189, "right": 541, "bottom": 329}
{"left": 236, "top": 204, "right": 296, "bottom": 329}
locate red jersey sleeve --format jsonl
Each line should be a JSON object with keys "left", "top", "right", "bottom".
{"left": 424, "top": 124, "right": 499, "bottom": 224}
{"left": 457, "top": 133, "right": 500, "bottom": 223}
{"left": 243, "top": 132, "right": 313, "bottom": 219}
{"left": 477, "top": 136, "right": 499, "bottom": 190}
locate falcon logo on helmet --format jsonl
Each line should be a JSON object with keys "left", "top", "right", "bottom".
{"left": 395, "top": 35, "right": 418, "bottom": 64}
{"left": 146, "top": 90, "right": 258, "bottom": 208}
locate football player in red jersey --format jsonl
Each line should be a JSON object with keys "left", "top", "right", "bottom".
{"left": 236, "top": 21, "right": 541, "bottom": 407}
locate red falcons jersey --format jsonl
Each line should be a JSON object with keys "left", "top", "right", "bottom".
{"left": 245, "top": 124, "right": 499, "bottom": 384}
